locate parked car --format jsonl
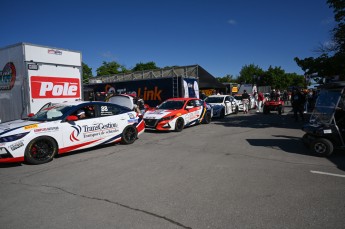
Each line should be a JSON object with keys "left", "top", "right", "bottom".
{"left": 205, "top": 95, "right": 238, "bottom": 118}
{"left": 263, "top": 98, "right": 285, "bottom": 115}
{"left": 233, "top": 94, "right": 256, "bottom": 111}
{"left": 0, "top": 101, "right": 145, "bottom": 164}
{"left": 143, "top": 98, "right": 211, "bottom": 131}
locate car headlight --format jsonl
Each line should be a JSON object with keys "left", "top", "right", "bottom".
{"left": 0, "top": 132, "right": 29, "bottom": 143}
{"left": 160, "top": 115, "right": 175, "bottom": 121}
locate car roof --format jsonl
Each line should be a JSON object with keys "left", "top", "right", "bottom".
{"left": 53, "top": 101, "right": 117, "bottom": 107}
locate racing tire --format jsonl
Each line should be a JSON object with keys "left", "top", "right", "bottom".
{"left": 263, "top": 106, "right": 269, "bottom": 114}
{"left": 311, "top": 138, "right": 334, "bottom": 157}
{"left": 203, "top": 112, "right": 211, "bottom": 124}
{"left": 25, "top": 136, "right": 58, "bottom": 165}
{"left": 175, "top": 118, "right": 184, "bottom": 132}
{"left": 220, "top": 109, "right": 225, "bottom": 119}
{"left": 278, "top": 105, "right": 282, "bottom": 115}
{"left": 121, "top": 125, "right": 138, "bottom": 145}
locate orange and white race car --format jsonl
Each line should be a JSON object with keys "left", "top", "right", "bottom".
{"left": 143, "top": 98, "right": 211, "bottom": 131}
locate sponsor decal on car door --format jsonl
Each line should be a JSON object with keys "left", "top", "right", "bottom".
{"left": 60, "top": 118, "right": 101, "bottom": 153}
{"left": 185, "top": 103, "right": 203, "bottom": 124}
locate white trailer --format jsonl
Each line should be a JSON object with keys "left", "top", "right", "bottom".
{"left": 0, "top": 43, "right": 82, "bottom": 123}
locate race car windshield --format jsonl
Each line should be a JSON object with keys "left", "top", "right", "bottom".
{"left": 28, "top": 105, "right": 72, "bottom": 121}
{"left": 205, "top": 97, "right": 224, "bottom": 103}
{"left": 310, "top": 89, "right": 341, "bottom": 124}
{"left": 158, "top": 101, "right": 185, "bottom": 110}
{"left": 234, "top": 96, "right": 242, "bottom": 100}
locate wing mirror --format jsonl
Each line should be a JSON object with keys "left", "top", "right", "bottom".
{"left": 186, "top": 105, "right": 194, "bottom": 110}
{"left": 66, "top": 115, "right": 78, "bottom": 121}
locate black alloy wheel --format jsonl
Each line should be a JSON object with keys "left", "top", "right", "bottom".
{"left": 25, "top": 137, "right": 57, "bottom": 165}
{"left": 121, "top": 125, "right": 138, "bottom": 144}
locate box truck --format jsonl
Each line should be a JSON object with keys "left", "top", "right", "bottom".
{"left": 0, "top": 43, "right": 82, "bottom": 123}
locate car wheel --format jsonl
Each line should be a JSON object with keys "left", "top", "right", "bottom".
{"left": 311, "top": 138, "right": 334, "bottom": 157}
{"left": 175, "top": 118, "right": 184, "bottom": 132}
{"left": 203, "top": 112, "right": 211, "bottom": 124}
{"left": 234, "top": 106, "right": 239, "bottom": 114}
{"left": 278, "top": 105, "right": 282, "bottom": 115}
{"left": 263, "top": 106, "right": 269, "bottom": 114}
{"left": 220, "top": 109, "right": 225, "bottom": 118}
{"left": 25, "top": 136, "right": 57, "bottom": 165}
{"left": 121, "top": 125, "right": 138, "bottom": 144}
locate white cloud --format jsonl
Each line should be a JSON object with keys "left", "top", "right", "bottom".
{"left": 227, "top": 19, "right": 237, "bottom": 25}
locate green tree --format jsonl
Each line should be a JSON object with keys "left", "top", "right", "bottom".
{"left": 217, "top": 74, "right": 235, "bottom": 83}
{"left": 237, "top": 64, "right": 264, "bottom": 85}
{"left": 294, "top": 0, "right": 345, "bottom": 80}
{"left": 265, "top": 66, "right": 286, "bottom": 89}
{"left": 82, "top": 62, "right": 93, "bottom": 83}
{"left": 132, "top": 61, "right": 159, "bottom": 71}
{"left": 96, "top": 61, "right": 128, "bottom": 76}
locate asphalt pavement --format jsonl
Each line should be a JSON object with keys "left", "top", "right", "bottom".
{"left": 1, "top": 106, "right": 345, "bottom": 229}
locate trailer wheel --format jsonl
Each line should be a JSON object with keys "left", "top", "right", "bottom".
{"left": 25, "top": 136, "right": 57, "bottom": 165}
{"left": 311, "top": 138, "right": 334, "bottom": 157}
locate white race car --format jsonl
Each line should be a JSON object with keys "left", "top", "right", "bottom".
{"left": 0, "top": 101, "right": 145, "bottom": 164}
{"left": 205, "top": 95, "right": 239, "bottom": 118}
{"left": 233, "top": 94, "right": 256, "bottom": 111}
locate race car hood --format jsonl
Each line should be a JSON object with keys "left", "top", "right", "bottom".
{"left": 143, "top": 109, "right": 175, "bottom": 119}
{"left": 0, "top": 120, "right": 40, "bottom": 134}
{"left": 108, "top": 95, "right": 134, "bottom": 110}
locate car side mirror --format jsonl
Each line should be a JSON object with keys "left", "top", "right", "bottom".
{"left": 186, "top": 105, "right": 194, "bottom": 110}
{"left": 66, "top": 115, "right": 78, "bottom": 121}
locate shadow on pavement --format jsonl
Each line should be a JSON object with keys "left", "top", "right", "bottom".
{"left": 247, "top": 135, "right": 345, "bottom": 172}
{"left": 212, "top": 110, "right": 309, "bottom": 130}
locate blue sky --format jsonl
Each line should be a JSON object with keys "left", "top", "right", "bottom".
{"left": 0, "top": 0, "right": 335, "bottom": 78}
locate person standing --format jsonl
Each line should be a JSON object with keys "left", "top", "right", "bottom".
{"left": 291, "top": 88, "right": 305, "bottom": 122}
{"left": 256, "top": 91, "right": 264, "bottom": 112}
{"left": 242, "top": 90, "right": 250, "bottom": 114}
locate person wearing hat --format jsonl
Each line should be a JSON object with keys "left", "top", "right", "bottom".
{"left": 76, "top": 109, "right": 86, "bottom": 119}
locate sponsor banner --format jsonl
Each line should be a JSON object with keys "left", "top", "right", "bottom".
{"left": 86, "top": 77, "right": 185, "bottom": 107}
{"left": 183, "top": 78, "right": 199, "bottom": 98}
{"left": 0, "top": 62, "right": 16, "bottom": 91}
{"left": 30, "top": 76, "right": 81, "bottom": 99}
